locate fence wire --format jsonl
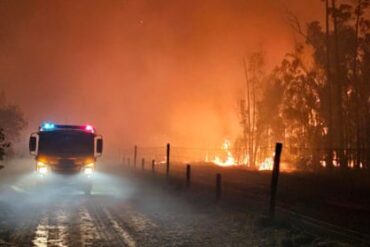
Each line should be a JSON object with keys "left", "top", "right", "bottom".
{"left": 120, "top": 144, "right": 369, "bottom": 170}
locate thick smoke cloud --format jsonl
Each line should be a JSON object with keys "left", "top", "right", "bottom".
{"left": 0, "top": 0, "right": 322, "bottom": 155}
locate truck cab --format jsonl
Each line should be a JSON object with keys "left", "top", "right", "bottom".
{"left": 29, "top": 122, "right": 103, "bottom": 194}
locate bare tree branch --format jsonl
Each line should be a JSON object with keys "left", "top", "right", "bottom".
{"left": 285, "top": 11, "right": 313, "bottom": 44}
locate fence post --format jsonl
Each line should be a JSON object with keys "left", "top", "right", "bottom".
{"left": 269, "top": 143, "right": 283, "bottom": 220}
{"left": 127, "top": 158, "right": 130, "bottom": 168}
{"left": 134, "top": 145, "right": 137, "bottom": 169}
{"left": 152, "top": 159, "right": 155, "bottom": 174}
{"left": 141, "top": 158, "right": 145, "bottom": 171}
{"left": 166, "top": 143, "right": 170, "bottom": 177}
{"left": 216, "top": 173, "right": 222, "bottom": 201}
{"left": 186, "top": 164, "right": 191, "bottom": 188}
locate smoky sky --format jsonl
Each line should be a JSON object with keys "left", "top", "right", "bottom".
{"left": 0, "top": 0, "right": 323, "bottom": 154}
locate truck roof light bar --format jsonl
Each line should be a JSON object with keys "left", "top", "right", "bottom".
{"left": 40, "top": 122, "right": 55, "bottom": 131}
{"left": 85, "top": 125, "right": 95, "bottom": 133}
{"left": 39, "top": 123, "right": 96, "bottom": 133}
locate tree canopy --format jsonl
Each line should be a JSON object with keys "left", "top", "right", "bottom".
{"left": 0, "top": 91, "right": 27, "bottom": 159}
{"left": 238, "top": 0, "right": 370, "bottom": 170}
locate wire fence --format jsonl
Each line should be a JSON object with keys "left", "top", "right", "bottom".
{"left": 120, "top": 144, "right": 370, "bottom": 170}
{"left": 121, "top": 145, "right": 275, "bottom": 167}
{"left": 118, "top": 143, "right": 370, "bottom": 244}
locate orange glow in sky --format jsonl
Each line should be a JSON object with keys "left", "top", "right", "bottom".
{"left": 0, "top": 0, "right": 323, "bottom": 153}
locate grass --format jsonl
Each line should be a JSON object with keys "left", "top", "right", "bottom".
{"left": 131, "top": 161, "right": 370, "bottom": 236}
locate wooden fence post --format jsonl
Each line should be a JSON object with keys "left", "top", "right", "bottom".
{"left": 269, "top": 143, "right": 283, "bottom": 220}
{"left": 152, "top": 159, "right": 155, "bottom": 174}
{"left": 166, "top": 143, "right": 170, "bottom": 177}
{"left": 141, "top": 158, "right": 145, "bottom": 171}
{"left": 134, "top": 145, "right": 137, "bottom": 168}
{"left": 216, "top": 173, "right": 222, "bottom": 201}
{"left": 186, "top": 164, "right": 191, "bottom": 188}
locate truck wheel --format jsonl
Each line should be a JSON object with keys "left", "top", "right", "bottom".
{"left": 33, "top": 178, "right": 47, "bottom": 192}
{"left": 83, "top": 183, "right": 92, "bottom": 195}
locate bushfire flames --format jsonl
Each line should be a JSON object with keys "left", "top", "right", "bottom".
{"left": 257, "top": 157, "right": 274, "bottom": 171}
{"left": 211, "top": 140, "right": 236, "bottom": 167}
{"left": 210, "top": 139, "right": 273, "bottom": 171}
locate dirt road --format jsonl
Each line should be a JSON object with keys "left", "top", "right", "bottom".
{"left": 0, "top": 159, "right": 350, "bottom": 246}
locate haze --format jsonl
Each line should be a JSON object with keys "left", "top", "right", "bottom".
{"left": 0, "top": 0, "right": 322, "bottom": 155}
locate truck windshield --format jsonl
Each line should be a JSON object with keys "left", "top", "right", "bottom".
{"left": 38, "top": 131, "right": 94, "bottom": 156}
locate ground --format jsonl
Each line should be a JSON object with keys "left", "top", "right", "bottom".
{"left": 0, "top": 159, "right": 360, "bottom": 246}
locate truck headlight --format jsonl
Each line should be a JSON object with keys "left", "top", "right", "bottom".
{"left": 37, "top": 162, "right": 48, "bottom": 175}
{"left": 83, "top": 163, "right": 95, "bottom": 176}
{"left": 84, "top": 167, "right": 94, "bottom": 175}
{"left": 38, "top": 166, "right": 48, "bottom": 174}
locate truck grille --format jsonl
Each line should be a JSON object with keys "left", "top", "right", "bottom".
{"left": 52, "top": 159, "right": 80, "bottom": 174}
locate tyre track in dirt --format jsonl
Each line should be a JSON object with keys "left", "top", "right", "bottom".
{"left": 10, "top": 205, "right": 41, "bottom": 247}
{"left": 105, "top": 203, "right": 159, "bottom": 245}
{"left": 85, "top": 198, "right": 137, "bottom": 247}
{"left": 32, "top": 199, "right": 82, "bottom": 247}
{"left": 2, "top": 194, "right": 148, "bottom": 247}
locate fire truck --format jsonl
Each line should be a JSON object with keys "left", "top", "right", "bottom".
{"left": 29, "top": 122, "right": 103, "bottom": 194}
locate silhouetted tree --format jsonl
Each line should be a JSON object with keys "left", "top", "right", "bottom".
{"left": 0, "top": 128, "right": 10, "bottom": 161}
{"left": 238, "top": 52, "right": 265, "bottom": 168}
{"left": 239, "top": 0, "right": 370, "bottom": 170}
{"left": 0, "top": 91, "right": 27, "bottom": 157}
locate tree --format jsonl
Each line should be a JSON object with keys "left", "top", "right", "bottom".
{"left": 0, "top": 128, "right": 10, "bottom": 162}
{"left": 238, "top": 52, "right": 265, "bottom": 168}
{"left": 255, "top": 71, "right": 285, "bottom": 164}
{"left": 0, "top": 91, "right": 27, "bottom": 157}
{"left": 238, "top": 0, "right": 370, "bottom": 170}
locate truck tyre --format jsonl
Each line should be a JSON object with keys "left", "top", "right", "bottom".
{"left": 83, "top": 183, "right": 92, "bottom": 195}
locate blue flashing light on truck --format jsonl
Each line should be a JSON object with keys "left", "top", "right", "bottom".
{"left": 29, "top": 122, "right": 103, "bottom": 194}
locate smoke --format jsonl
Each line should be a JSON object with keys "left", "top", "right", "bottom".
{"left": 0, "top": 158, "right": 136, "bottom": 206}
{"left": 0, "top": 0, "right": 323, "bottom": 155}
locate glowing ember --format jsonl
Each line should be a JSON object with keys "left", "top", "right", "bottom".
{"left": 210, "top": 139, "right": 275, "bottom": 170}
{"left": 258, "top": 157, "right": 273, "bottom": 171}
{"left": 212, "top": 139, "right": 236, "bottom": 167}
{"left": 213, "top": 155, "right": 235, "bottom": 167}
{"left": 320, "top": 160, "right": 327, "bottom": 168}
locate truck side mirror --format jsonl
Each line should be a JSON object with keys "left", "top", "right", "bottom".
{"left": 96, "top": 137, "right": 103, "bottom": 156}
{"left": 29, "top": 134, "right": 38, "bottom": 155}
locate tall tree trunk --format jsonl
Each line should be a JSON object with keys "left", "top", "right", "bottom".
{"left": 331, "top": 0, "right": 346, "bottom": 168}
{"left": 240, "top": 99, "right": 248, "bottom": 164}
{"left": 243, "top": 58, "right": 253, "bottom": 168}
{"left": 325, "top": 0, "right": 334, "bottom": 169}
{"left": 251, "top": 66, "right": 256, "bottom": 168}
{"left": 353, "top": 0, "right": 362, "bottom": 168}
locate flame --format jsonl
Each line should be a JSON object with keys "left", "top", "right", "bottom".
{"left": 258, "top": 157, "right": 273, "bottom": 171}
{"left": 212, "top": 139, "right": 236, "bottom": 167}
{"left": 320, "top": 160, "right": 326, "bottom": 167}
{"left": 209, "top": 139, "right": 276, "bottom": 171}
{"left": 322, "top": 160, "right": 364, "bottom": 169}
